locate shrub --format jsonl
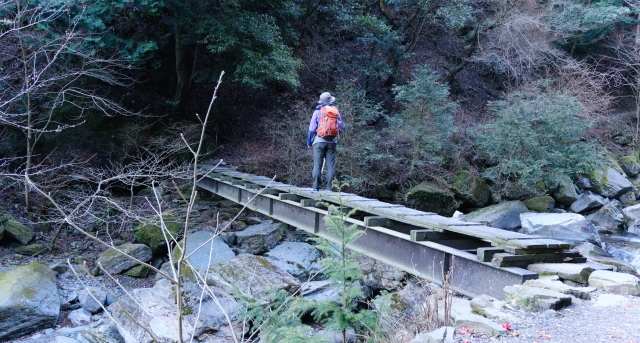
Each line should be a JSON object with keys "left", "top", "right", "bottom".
{"left": 387, "top": 64, "right": 457, "bottom": 181}
{"left": 473, "top": 91, "right": 602, "bottom": 190}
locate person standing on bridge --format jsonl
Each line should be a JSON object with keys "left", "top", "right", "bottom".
{"left": 307, "top": 92, "right": 344, "bottom": 192}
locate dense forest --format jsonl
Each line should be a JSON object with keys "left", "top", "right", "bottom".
{"left": 2, "top": 0, "right": 640, "bottom": 212}
{"left": 5, "top": 1, "right": 640, "bottom": 342}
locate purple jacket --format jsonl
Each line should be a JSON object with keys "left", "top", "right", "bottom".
{"left": 307, "top": 103, "right": 344, "bottom": 147}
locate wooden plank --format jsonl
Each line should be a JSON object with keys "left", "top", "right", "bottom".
{"left": 405, "top": 215, "right": 481, "bottom": 227}
{"left": 301, "top": 199, "right": 319, "bottom": 207}
{"left": 446, "top": 225, "right": 539, "bottom": 244}
{"left": 411, "top": 229, "right": 455, "bottom": 242}
{"left": 364, "top": 216, "right": 392, "bottom": 227}
{"left": 492, "top": 252, "right": 587, "bottom": 267}
{"left": 280, "top": 193, "right": 302, "bottom": 202}
{"left": 504, "top": 239, "right": 570, "bottom": 250}
{"left": 345, "top": 200, "right": 404, "bottom": 210}
{"left": 477, "top": 247, "right": 505, "bottom": 262}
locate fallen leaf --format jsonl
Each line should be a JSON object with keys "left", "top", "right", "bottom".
{"left": 540, "top": 334, "right": 553, "bottom": 339}
{"left": 502, "top": 322, "right": 512, "bottom": 330}
{"left": 458, "top": 327, "right": 471, "bottom": 335}
{"left": 563, "top": 257, "right": 573, "bottom": 261}
{"left": 608, "top": 333, "right": 623, "bottom": 339}
{"left": 625, "top": 303, "right": 634, "bottom": 308}
{"left": 509, "top": 331, "right": 520, "bottom": 337}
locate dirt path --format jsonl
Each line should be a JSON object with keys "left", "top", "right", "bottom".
{"left": 455, "top": 291, "right": 640, "bottom": 343}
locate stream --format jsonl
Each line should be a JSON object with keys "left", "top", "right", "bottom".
{"left": 600, "top": 231, "right": 640, "bottom": 272}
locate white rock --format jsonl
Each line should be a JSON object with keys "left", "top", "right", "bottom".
{"left": 588, "top": 270, "right": 640, "bottom": 296}
{"left": 594, "top": 294, "right": 628, "bottom": 307}
{"left": 67, "top": 308, "right": 92, "bottom": 326}
{"left": 78, "top": 287, "right": 106, "bottom": 314}
{"left": 520, "top": 213, "right": 596, "bottom": 243}
{"left": 264, "top": 241, "right": 322, "bottom": 281}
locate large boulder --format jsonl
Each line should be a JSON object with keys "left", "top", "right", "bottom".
{"left": 78, "top": 287, "right": 107, "bottom": 314}
{"left": 588, "top": 270, "right": 640, "bottom": 296}
{"left": 569, "top": 194, "right": 605, "bottom": 214}
{"left": 527, "top": 263, "right": 594, "bottom": 284}
{"left": 206, "top": 254, "right": 300, "bottom": 301}
{"left": 448, "top": 171, "right": 491, "bottom": 207}
{"left": 264, "top": 241, "right": 321, "bottom": 281}
{"left": 523, "top": 275, "right": 596, "bottom": 300}
{"left": 109, "top": 279, "right": 243, "bottom": 343}
{"left": 235, "top": 221, "right": 286, "bottom": 254}
{"left": 553, "top": 176, "right": 579, "bottom": 207}
{"left": 520, "top": 213, "right": 598, "bottom": 243}
{"left": 522, "top": 196, "right": 555, "bottom": 213}
{"left": 96, "top": 243, "right": 152, "bottom": 275}
{"left": 0, "top": 205, "right": 34, "bottom": 244}
{"left": 469, "top": 294, "right": 517, "bottom": 322}
{"left": 585, "top": 204, "right": 624, "bottom": 231}
{"left": 447, "top": 297, "right": 506, "bottom": 335}
{"left": 575, "top": 242, "right": 639, "bottom": 276}
{"left": 588, "top": 166, "right": 633, "bottom": 199}
{"left": 0, "top": 263, "right": 60, "bottom": 340}
{"left": 503, "top": 284, "right": 572, "bottom": 311}
{"left": 77, "top": 318, "right": 125, "bottom": 343}
{"left": 410, "top": 327, "right": 455, "bottom": 343}
{"left": 622, "top": 203, "right": 640, "bottom": 236}
{"left": 618, "top": 153, "right": 640, "bottom": 178}
{"left": 464, "top": 201, "right": 529, "bottom": 231}
{"left": 405, "top": 182, "right": 458, "bottom": 216}
{"left": 133, "top": 214, "right": 182, "bottom": 254}
{"left": 171, "top": 231, "right": 235, "bottom": 279}
{"left": 355, "top": 255, "right": 407, "bottom": 291}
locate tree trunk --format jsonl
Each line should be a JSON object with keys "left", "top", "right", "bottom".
{"left": 174, "top": 23, "right": 189, "bottom": 115}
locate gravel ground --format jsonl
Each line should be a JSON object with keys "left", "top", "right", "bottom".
{"left": 453, "top": 291, "right": 640, "bottom": 343}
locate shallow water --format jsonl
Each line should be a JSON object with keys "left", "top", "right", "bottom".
{"left": 600, "top": 232, "right": 640, "bottom": 272}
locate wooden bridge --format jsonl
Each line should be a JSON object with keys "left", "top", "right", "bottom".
{"left": 196, "top": 166, "right": 587, "bottom": 299}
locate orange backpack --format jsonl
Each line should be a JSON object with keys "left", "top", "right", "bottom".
{"left": 317, "top": 105, "right": 340, "bottom": 139}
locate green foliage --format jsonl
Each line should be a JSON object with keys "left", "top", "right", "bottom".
{"left": 305, "top": 188, "right": 381, "bottom": 341}
{"left": 388, "top": 64, "right": 457, "bottom": 179}
{"left": 240, "top": 186, "right": 381, "bottom": 342}
{"left": 184, "top": 0, "right": 303, "bottom": 88}
{"left": 473, "top": 90, "right": 603, "bottom": 189}
{"left": 334, "top": 79, "right": 390, "bottom": 193}
{"left": 549, "top": 0, "right": 631, "bottom": 53}
{"left": 64, "top": 0, "right": 162, "bottom": 61}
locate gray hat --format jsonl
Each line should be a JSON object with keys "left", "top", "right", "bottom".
{"left": 318, "top": 92, "right": 335, "bottom": 104}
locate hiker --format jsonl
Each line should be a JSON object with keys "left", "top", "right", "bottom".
{"left": 307, "top": 92, "right": 344, "bottom": 192}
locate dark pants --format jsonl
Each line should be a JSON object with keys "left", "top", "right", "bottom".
{"left": 312, "top": 142, "right": 337, "bottom": 190}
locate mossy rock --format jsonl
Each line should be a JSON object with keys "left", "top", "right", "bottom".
{"left": 522, "top": 196, "right": 555, "bottom": 213}
{"left": 588, "top": 166, "right": 633, "bottom": 199}
{"left": 134, "top": 215, "right": 182, "bottom": 254}
{"left": 0, "top": 262, "right": 59, "bottom": 340}
{"left": 405, "top": 182, "right": 458, "bottom": 216}
{"left": 618, "top": 153, "right": 640, "bottom": 177}
{"left": 1, "top": 219, "right": 34, "bottom": 245}
{"left": 12, "top": 243, "right": 47, "bottom": 256}
{"left": 448, "top": 171, "right": 491, "bottom": 207}
{"left": 553, "top": 175, "right": 579, "bottom": 207}
{"left": 124, "top": 264, "right": 151, "bottom": 278}
{"left": 504, "top": 181, "right": 543, "bottom": 200}
{"left": 137, "top": 186, "right": 164, "bottom": 198}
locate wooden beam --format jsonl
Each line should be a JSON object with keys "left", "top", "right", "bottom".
{"left": 411, "top": 229, "right": 454, "bottom": 242}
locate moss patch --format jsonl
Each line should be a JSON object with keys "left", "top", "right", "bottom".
{"left": 134, "top": 214, "right": 182, "bottom": 254}
{"left": 405, "top": 182, "right": 458, "bottom": 216}
{"left": 448, "top": 171, "right": 491, "bottom": 207}
{"left": 522, "top": 196, "right": 555, "bottom": 213}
